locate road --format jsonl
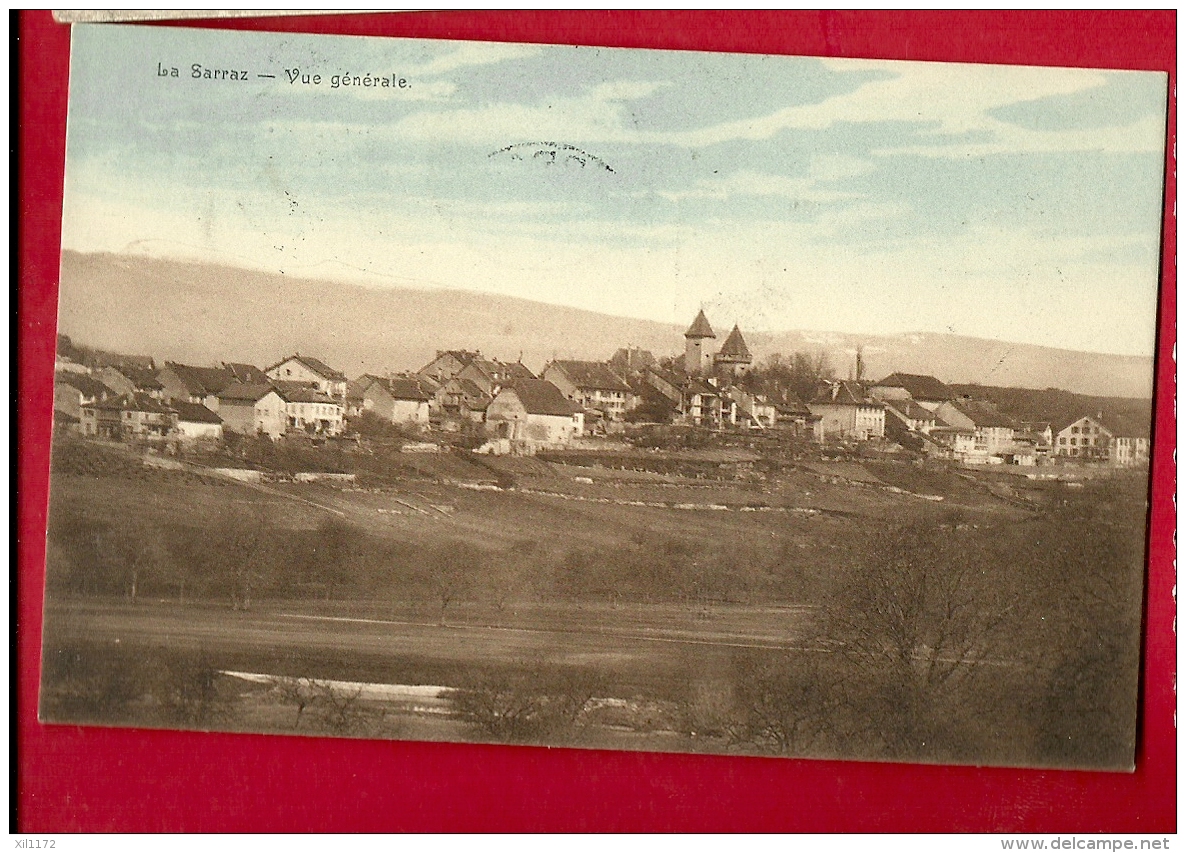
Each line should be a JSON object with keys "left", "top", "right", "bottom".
{"left": 42, "top": 598, "right": 820, "bottom": 682}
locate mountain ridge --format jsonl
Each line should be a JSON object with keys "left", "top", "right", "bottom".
{"left": 55, "top": 251, "right": 1154, "bottom": 399}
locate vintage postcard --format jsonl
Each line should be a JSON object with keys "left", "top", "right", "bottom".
{"left": 42, "top": 23, "right": 1167, "bottom": 770}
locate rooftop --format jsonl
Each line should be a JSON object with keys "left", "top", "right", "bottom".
{"left": 872, "top": 372, "right": 953, "bottom": 401}
{"left": 549, "top": 360, "right": 632, "bottom": 392}
{"left": 504, "top": 379, "right": 582, "bottom": 416}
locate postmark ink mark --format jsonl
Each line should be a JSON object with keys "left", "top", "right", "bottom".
{"left": 489, "top": 142, "right": 615, "bottom": 173}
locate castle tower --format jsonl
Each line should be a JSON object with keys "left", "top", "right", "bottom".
{"left": 714, "top": 324, "right": 753, "bottom": 380}
{"left": 684, "top": 309, "right": 716, "bottom": 376}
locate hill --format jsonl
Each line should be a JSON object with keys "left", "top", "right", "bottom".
{"left": 948, "top": 384, "right": 1154, "bottom": 432}
{"left": 55, "top": 251, "right": 1154, "bottom": 398}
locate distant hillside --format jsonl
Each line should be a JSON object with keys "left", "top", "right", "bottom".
{"left": 55, "top": 252, "right": 1154, "bottom": 398}
{"left": 948, "top": 384, "right": 1154, "bottom": 432}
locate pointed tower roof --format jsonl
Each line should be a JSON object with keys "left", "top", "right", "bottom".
{"left": 716, "top": 324, "right": 752, "bottom": 362}
{"left": 685, "top": 309, "right": 716, "bottom": 339}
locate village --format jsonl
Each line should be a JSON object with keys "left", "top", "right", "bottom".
{"left": 43, "top": 308, "right": 1154, "bottom": 765}
{"left": 53, "top": 309, "right": 1151, "bottom": 471}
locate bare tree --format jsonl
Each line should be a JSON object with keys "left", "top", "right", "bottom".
{"left": 211, "top": 505, "right": 272, "bottom": 611}
{"left": 272, "top": 676, "right": 321, "bottom": 729}
{"left": 825, "top": 516, "right": 1018, "bottom": 754}
{"left": 420, "top": 544, "right": 477, "bottom": 625}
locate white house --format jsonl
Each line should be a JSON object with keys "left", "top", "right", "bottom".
{"left": 809, "top": 381, "right": 886, "bottom": 440}
{"left": 542, "top": 360, "right": 633, "bottom": 424}
{"left": 217, "top": 382, "right": 288, "bottom": 439}
{"left": 485, "top": 379, "right": 584, "bottom": 452}
{"left": 266, "top": 354, "right": 348, "bottom": 401}
{"left": 170, "top": 401, "right": 223, "bottom": 443}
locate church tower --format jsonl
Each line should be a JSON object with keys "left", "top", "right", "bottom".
{"left": 684, "top": 309, "right": 716, "bottom": 376}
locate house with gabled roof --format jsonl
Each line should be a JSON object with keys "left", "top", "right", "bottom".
{"left": 223, "top": 362, "right": 268, "bottom": 384}
{"left": 356, "top": 374, "right": 432, "bottom": 427}
{"left": 433, "top": 375, "right": 492, "bottom": 427}
{"left": 417, "top": 350, "right": 483, "bottom": 385}
{"left": 54, "top": 371, "right": 113, "bottom": 427}
{"left": 80, "top": 393, "right": 173, "bottom": 442}
{"left": 98, "top": 364, "right": 165, "bottom": 399}
{"left": 272, "top": 380, "right": 344, "bottom": 436}
{"left": 1098, "top": 412, "right": 1151, "bottom": 468}
{"left": 609, "top": 347, "right": 656, "bottom": 378}
{"left": 158, "top": 362, "right": 236, "bottom": 410}
{"left": 727, "top": 387, "right": 776, "bottom": 429}
{"left": 265, "top": 354, "right": 348, "bottom": 401}
{"left": 217, "top": 382, "right": 288, "bottom": 439}
{"left": 485, "top": 379, "right": 584, "bottom": 452}
{"left": 869, "top": 372, "right": 954, "bottom": 411}
{"left": 883, "top": 398, "right": 939, "bottom": 435}
{"left": 935, "top": 398, "right": 1017, "bottom": 457}
{"left": 809, "top": 381, "right": 886, "bottom": 440}
{"left": 170, "top": 401, "right": 223, "bottom": 443}
{"left": 542, "top": 360, "right": 633, "bottom": 424}
{"left": 459, "top": 357, "right": 535, "bottom": 398}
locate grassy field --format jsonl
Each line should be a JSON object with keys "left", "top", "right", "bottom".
{"left": 39, "top": 438, "right": 1147, "bottom": 768}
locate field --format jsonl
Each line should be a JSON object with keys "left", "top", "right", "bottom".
{"left": 39, "top": 437, "right": 1148, "bottom": 768}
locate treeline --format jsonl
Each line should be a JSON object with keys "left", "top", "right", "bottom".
{"left": 45, "top": 511, "right": 801, "bottom": 612}
{"left": 737, "top": 351, "right": 835, "bottom": 403}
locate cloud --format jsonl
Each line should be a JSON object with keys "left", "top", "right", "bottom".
{"left": 402, "top": 42, "right": 543, "bottom": 78}
{"left": 387, "top": 58, "right": 1165, "bottom": 160}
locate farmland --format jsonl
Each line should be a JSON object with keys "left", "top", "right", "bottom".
{"left": 39, "top": 437, "right": 1148, "bottom": 767}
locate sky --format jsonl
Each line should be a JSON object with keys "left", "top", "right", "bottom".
{"left": 61, "top": 25, "right": 1168, "bottom": 357}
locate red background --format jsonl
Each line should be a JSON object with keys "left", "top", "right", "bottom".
{"left": 15, "top": 10, "right": 1177, "bottom": 833}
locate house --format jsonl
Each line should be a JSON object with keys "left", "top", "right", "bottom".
{"left": 223, "top": 362, "right": 268, "bottom": 384}
{"left": 771, "top": 392, "right": 823, "bottom": 440}
{"left": 542, "top": 360, "right": 633, "bottom": 425}
{"left": 79, "top": 398, "right": 123, "bottom": 439}
{"left": 97, "top": 364, "right": 165, "bottom": 399}
{"left": 158, "top": 362, "right": 236, "bottom": 410}
{"left": 727, "top": 387, "right": 777, "bottom": 429}
{"left": 641, "top": 365, "right": 738, "bottom": 430}
{"left": 926, "top": 425, "right": 977, "bottom": 459}
{"left": 1098, "top": 413, "right": 1151, "bottom": 468}
{"left": 934, "top": 399, "right": 1016, "bottom": 457}
{"left": 217, "top": 382, "right": 288, "bottom": 440}
{"left": 459, "top": 357, "right": 535, "bottom": 397}
{"left": 357, "top": 375, "right": 432, "bottom": 427}
{"left": 1018, "top": 421, "right": 1054, "bottom": 456}
{"left": 682, "top": 376, "right": 737, "bottom": 429}
{"left": 1051, "top": 414, "right": 1111, "bottom": 462}
{"left": 170, "top": 401, "right": 223, "bottom": 443}
{"left": 643, "top": 366, "right": 686, "bottom": 407}
{"left": 609, "top": 347, "right": 656, "bottom": 378}
{"left": 80, "top": 393, "right": 173, "bottom": 442}
{"left": 883, "top": 398, "right": 938, "bottom": 435}
{"left": 273, "top": 381, "right": 345, "bottom": 436}
{"left": 809, "top": 381, "right": 886, "bottom": 440}
{"left": 433, "top": 376, "right": 492, "bottom": 426}
{"left": 485, "top": 379, "right": 584, "bottom": 452}
{"left": 54, "top": 371, "right": 112, "bottom": 425}
{"left": 868, "top": 373, "right": 954, "bottom": 412}
{"left": 417, "top": 350, "right": 484, "bottom": 385}
{"left": 265, "top": 354, "right": 348, "bottom": 401}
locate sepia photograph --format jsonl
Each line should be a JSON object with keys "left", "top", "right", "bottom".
{"left": 41, "top": 22, "right": 1167, "bottom": 771}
